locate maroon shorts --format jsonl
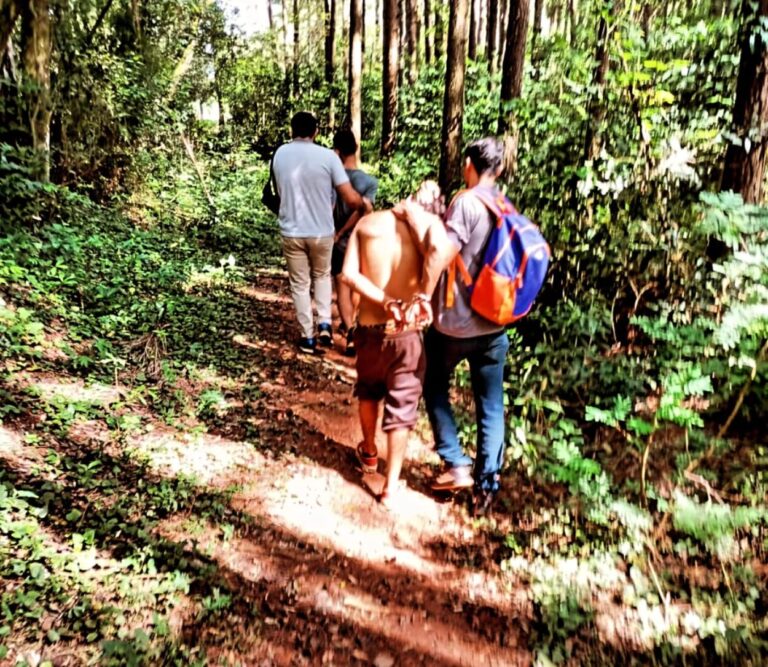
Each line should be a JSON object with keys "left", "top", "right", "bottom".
{"left": 353, "top": 326, "right": 426, "bottom": 431}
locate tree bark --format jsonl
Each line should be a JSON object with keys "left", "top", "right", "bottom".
{"left": 325, "top": 0, "right": 336, "bottom": 127}
{"left": 406, "top": 0, "right": 419, "bottom": 85}
{"left": 583, "top": 0, "right": 618, "bottom": 163}
{"left": 267, "top": 0, "right": 274, "bottom": 31}
{"left": 21, "top": 0, "right": 51, "bottom": 182}
{"left": 434, "top": 0, "right": 444, "bottom": 60}
{"left": 721, "top": 0, "right": 768, "bottom": 203}
{"left": 497, "top": 0, "right": 528, "bottom": 173}
{"left": 532, "top": 0, "right": 543, "bottom": 59}
{"left": 292, "top": 0, "right": 299, "bottom": 98}
{"left": 348, "top": 0, "right": 363, "bottom": 149}
{"left": 381, "top": 0, "right": 399, "bottom": 155}
{"left": 439, "top": 0, "right": 469, "bottom": 195}
{"left": 486, "top": 0, "right": 498, "bottom": 72}
{"left": 568, "top": 0, "right": 577, "bottom": 43}
{"left": 399, "top": 0, "right": 406, "bottom": 86}
{"left": 1, "top": 0, "right": 19, "bottom": 63}
{"left": 468, "top": 0, "right": 477, "bottom": 60}
{"left": 497, "top": 0, "right": 508, "bottom": 73}
{"left": 424, "top": 0, "right": 432, "bottom": 64}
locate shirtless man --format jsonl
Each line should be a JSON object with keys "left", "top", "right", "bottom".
{"left": 340, "top": 182, "right": 448, "bottom": 507}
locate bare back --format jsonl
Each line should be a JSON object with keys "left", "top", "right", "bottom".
{"left": 354, "top": 210, "right": 422, "bottom": 325}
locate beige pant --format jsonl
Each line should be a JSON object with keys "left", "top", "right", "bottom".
{"left": 282, "top": 236, "right": 334, "bottom": 339}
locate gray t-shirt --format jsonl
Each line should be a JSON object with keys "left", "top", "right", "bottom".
{"left": 432, "top": 188, "right": 505, "bottom": 339}
{"left": 272, "top": 139, "right": 350, "bottom": 238}
{"left": 334, "top": 169, "right": 379, "bottom": 241}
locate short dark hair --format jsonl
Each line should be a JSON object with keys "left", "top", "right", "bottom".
{"left": 333, "top": 129, "right": 358, "bottom": 157}
{"left": 291, "top": 111, "right": 318, "bottom": 138}
{"left": 465, "top": 137, "right": 503, "bottom": 176}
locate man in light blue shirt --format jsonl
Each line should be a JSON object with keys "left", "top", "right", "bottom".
{"left": 272, "top": 112, "right": 368, "bottom": 354}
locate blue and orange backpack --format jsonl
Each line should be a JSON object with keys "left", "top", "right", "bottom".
{"left": 446, "top": 188, "right": 550, "bottom": 325}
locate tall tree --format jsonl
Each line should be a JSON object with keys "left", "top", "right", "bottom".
{"left": 20, "top": 0, "right": 51, "bottom": 182}
{"left": 497, "top": 0, "right": 508, "bottom": 72}
{"left": 583, "top": 0, "right": 619, "bottom": 162}
{"left": 497, "top": 0, "right": 528, "bottom": 173}
{"left": 348, "top": 0, "right": 363, "bottom": 146}
{"left": 267, "top": 0, "right": 274, "bottom": 31}
{"left": 382, "top": 0, "right": 399, "bottom": 154}
{"left": 439, "top": 0, "right": 469, "bottom": 194}
{"left": 486, "top": 0, "right": 498, "bottom": 73}
{"left": 325, "top": 0, "right": 336, "bottom": 127}
{"left": 406, "top": 0, "right": 419, "bottom": 85}
{"left": 292, "top": 0, "right": 299, "bottom": 97}
{"left": 532, "top": 0, "right": 543, "bottom": 60}
{"left": 434, "top": 0, "right": 444, "bottom": 60}
{"left": 468, "top": 0, "right": 478, "bottom": 60}
{"left": 424, "top": 0, "right": 432, "bottom": 63}
{"left": 721, "top": 0, "right": 768, "bottom": 202}
{"left": 1, "top": 0, "right": 20, "bottom": 63}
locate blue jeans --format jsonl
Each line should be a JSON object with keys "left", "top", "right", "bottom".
{"left": 423, "top": 327, "right": 509, "bottom": 493}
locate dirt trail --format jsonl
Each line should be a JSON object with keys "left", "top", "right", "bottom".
{"left": 2, "top": 271, "right": 532, "bottom": 666}
{"left": 189, "top": 271, "right": 532, "bottom": 665}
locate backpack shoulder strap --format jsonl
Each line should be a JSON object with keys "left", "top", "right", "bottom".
{"left": 469, "top": 188, "right": 516, "bottom": 221}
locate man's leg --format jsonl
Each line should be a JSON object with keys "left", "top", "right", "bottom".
{"left": 423, "top": 328, "right": 473, "bottom": 470}
{"left": 468, "top": 331, "right": 509, "bottom": 493}
{"left": 383, "top": 428, "right": 409, "bottom": 495}
{"left": 307, "top": 236, "right": 334, "bottom": 327}
{"left": 282, "top": 236, "right": 313, "bottom": 340}
{"left": 358, "top": 399, "right": 378, "bottom": 457}
{"left": 337, "top": 279, "right": 356, "bottom": 331}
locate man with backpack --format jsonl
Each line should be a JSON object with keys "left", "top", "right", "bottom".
{"left": 397, "top": 137, "right": 548, "bottom": 516}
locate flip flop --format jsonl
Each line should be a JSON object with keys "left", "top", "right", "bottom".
{"left": 355, "top": 442, "right": 378, "bottom": 474}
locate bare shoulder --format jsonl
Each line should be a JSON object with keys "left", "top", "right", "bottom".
{"left": 356, "top": 210, "right": 397, "bottom": 239}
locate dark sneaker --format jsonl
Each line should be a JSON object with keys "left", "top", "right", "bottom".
{"left": 298, "top": 337, "right": 324, "bottom": 355}
{"left": 318, "top": 322, "right": 333, "bottom": 347}
{"left": 472, "top": 489, "right": 496, "bottom": 517}
{"left": 430, "top": 464, "right": 474, "bottom": 492}
{"left": 344, "top": 326, "right": 356, "bottom": 357}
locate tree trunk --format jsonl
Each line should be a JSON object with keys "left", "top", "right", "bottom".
{"left": 21, "top": 0, "right": 51, "bottom": 182}
{"left": 468, "top": 0, "right": 477, "bottom": 60}
{"left": 399, "top": 0, "right": 406, "bottom": 86}
{"left": 382, "top": 0, "right": 399, "bottom": 155}
{"left": 325, "top": 0, "right": 336, "bottom": 127}
{"left": 362, "top": 0, "right": 366, "bottom": 58}
{"left": 267, "top": 0, "right": 274, "bottom": 30}
{"left": 424, "top": 0, "right": 432, "bottom": 64}
{"left": 292, "top": 0, "right": 299, "bottom": 98}
{"left": 497, "top": 0, "right": 508, "bottom": 73}
{"left": 583, "top": 1, "right": 618, "bottom": 162}
{"left": 722, "top": 0, "right": 768, "bottom": 203}
{"left": 532, "top": 0, "right": 543, "bottom": 60}
{"left": 568, "top": 0, "right": 577, "bottom": 43}
{"left": 497, "top": 0, "right": 528, "bottom": 173}
{"left": 439, "top": 0, "right": 469, "bottom": 195}
{"left": 348, "top": 0, "right": 363, "bottom": 150}
{"left": 486, "top": 0, "right": 498, "bottom": 73}
{"left": 434, "top": 0, "right": 444, "bottom": 60}
{"left": 406, "top": 0, "right": 419, "bottom": 85}
{"left": 1, "top": 0, "right": 20, "bottom": 64}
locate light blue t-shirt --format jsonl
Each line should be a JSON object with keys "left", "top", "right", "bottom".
{"left": 272, "top": 139, "right": 350, "bottom": 238}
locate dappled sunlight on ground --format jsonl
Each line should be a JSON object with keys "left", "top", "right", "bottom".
{"left": 127, "top": 425, "right": 266, "bottom": 486}
{"left": 14, "top": 373, "right": 123, "bottom": 406}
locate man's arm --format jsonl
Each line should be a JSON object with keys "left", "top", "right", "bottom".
{"left": 340, "top": 227, "right": 393, "bottom": 306}
{"left": 335, "top": 209, "right": 363, "bottom": 242}
{"left": 336, "top": 182, "right": 370, "bottom": 214}
{"left": 395, "top": 199, "right": 459, "bottom": 296}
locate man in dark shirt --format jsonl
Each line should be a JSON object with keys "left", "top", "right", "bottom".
{"left": 331, "top": 130, "right": 379, "bottom": 355}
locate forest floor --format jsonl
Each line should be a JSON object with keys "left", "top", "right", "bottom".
{"left": 2, "top": 237, "right": 766, "bottom": 665}
{"left": 1, "top": 269, "right": 538, "bottom": 666}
